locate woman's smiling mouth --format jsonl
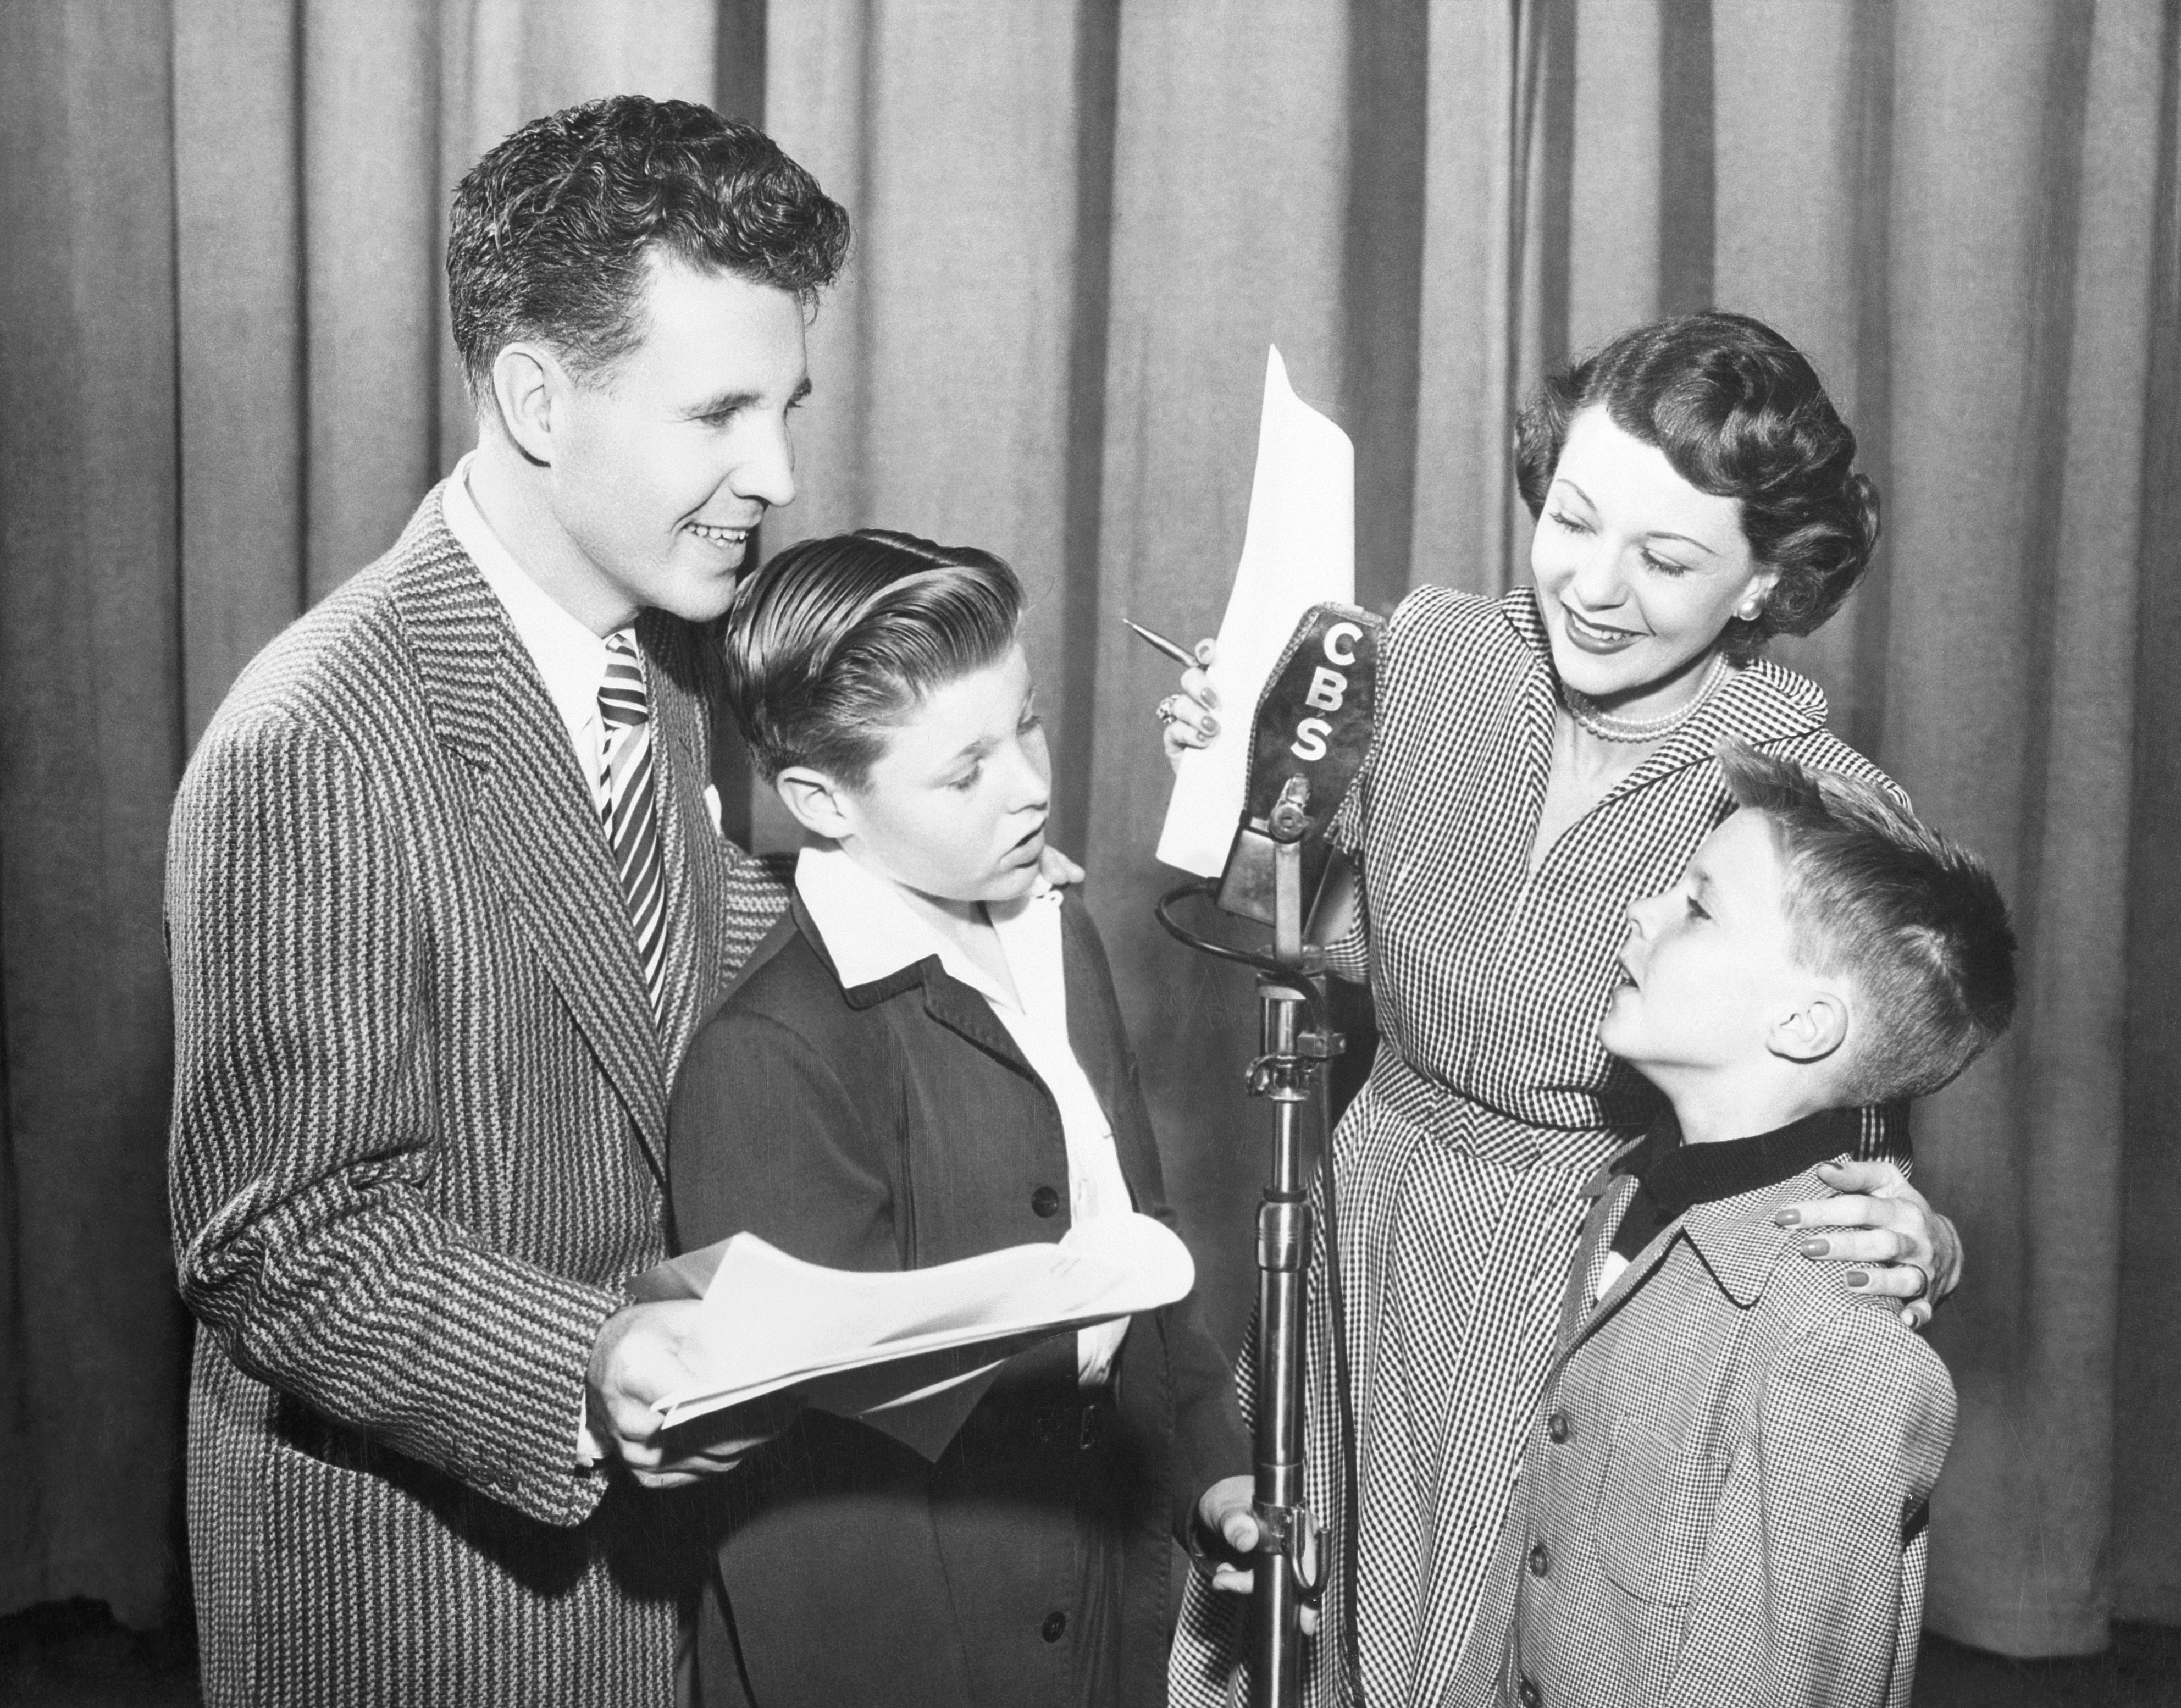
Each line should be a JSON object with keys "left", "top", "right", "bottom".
{"left": 1560, "top": 603, "right": 1643, "bottom": 653}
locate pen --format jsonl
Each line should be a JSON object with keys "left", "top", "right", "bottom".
{"left": 1121, "top": 617, "right": 1200, "bottom": 668}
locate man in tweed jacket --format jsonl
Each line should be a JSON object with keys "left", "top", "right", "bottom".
{"left": 1465, "top": 749, "right": 2015, "bottom": 1708}
{"left": 164, "top": 100, "right": 850, "bottom": 1706}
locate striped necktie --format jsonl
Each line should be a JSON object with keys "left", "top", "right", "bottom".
{"left": 599, "top": 631, "right": 667, "bottom": 1019}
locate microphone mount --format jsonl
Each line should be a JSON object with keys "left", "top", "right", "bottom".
{"left": 1153, "top": 599, "right": 1382, "bottom": 1707}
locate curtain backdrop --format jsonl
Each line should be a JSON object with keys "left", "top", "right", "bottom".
{"left": 2, "top": 0, "right": 2173, "bottom": 1659}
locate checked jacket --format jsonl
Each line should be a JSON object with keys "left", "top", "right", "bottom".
{"left": 1466, "top": 1149, "right": 1956, "bottom": 1708}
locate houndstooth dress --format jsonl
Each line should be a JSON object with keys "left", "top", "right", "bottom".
{"left": 1167, "top": 585, "right": 1905, "bottom": 1708}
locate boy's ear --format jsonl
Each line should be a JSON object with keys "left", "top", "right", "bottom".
{"left": 1766, "top": 986, "right": 1850, "bottom": 1066}
{"left": 773, "top": 765, "right": 856, "bottom": 841}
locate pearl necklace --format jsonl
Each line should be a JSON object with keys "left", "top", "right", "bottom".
{"left": 1561, "top": 653, "right": 1729, "bottom": 744}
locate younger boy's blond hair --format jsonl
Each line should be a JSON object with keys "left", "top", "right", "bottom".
{"left": 1719, "top": 743, "right": 2017, "bottom": 1105}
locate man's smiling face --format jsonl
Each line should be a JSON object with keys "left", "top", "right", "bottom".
{"left": 545, "top": 253, "right": 810, "bottom": 626}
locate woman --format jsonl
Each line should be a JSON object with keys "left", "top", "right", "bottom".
{"left": 1163, "top": 312, "right": 1958, "bottom": 1707}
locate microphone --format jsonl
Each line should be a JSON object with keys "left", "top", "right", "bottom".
{"left": 1214, "top": 602, "right": 1383, "bottom": 958}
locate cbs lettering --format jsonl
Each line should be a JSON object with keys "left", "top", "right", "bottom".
{"left": 1289, "top": 621, "right": 1364, "bottom": 763}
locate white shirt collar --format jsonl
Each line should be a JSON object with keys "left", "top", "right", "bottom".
{"left": 441, "top": 452, "right": 615, "bottom": 753}
{"left": 793, "top": 844, "right": 1057, "bottom": 1012}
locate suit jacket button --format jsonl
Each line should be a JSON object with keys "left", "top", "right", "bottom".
{"left": 1040, "top": 1611, "right": 1067, "bottom": 1643}
{"left": 1519, "top": 1678, "right": 1543, "bottom": 1707}
{"left": 1527, "top": 1541, "right": 1550, "bottom": 1577}
{"left": 1031, "top": 1186, "right": 1061, "bottom": 1218}
{"left": 1547, "top": 1410, "right": 1571, "bottom": 1444}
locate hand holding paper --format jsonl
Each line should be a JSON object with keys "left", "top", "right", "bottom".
{"left": 639, "top": 1212, "right": 1196, "bottom": 1461}
{"left": 583, "top": 1297, "right": 798, "bottom": 1486}
{"left": 1157, "top": 347, "right": 1355, "bottom": 876}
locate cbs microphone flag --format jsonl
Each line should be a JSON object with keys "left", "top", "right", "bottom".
{"left": 1157, "top": 347, "right": 1355, "bottom": 877}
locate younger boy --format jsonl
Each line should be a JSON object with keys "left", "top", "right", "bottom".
{"left": 1476, "top": 745, "right": 2016, "bottom": 1708}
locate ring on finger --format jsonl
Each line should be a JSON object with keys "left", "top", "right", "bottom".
{"left": 1901, "top": 1261, "right": 1931, "bottom": 1301}
{"left": 1156, "top": 695, "right": 1182, "bottom": 726}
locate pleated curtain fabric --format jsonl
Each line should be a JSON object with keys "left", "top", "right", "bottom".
{"left": 1, "top": 0, "right": 2176, "bottom": 1661}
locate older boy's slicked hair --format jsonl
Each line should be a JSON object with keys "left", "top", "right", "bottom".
{"left": 1718, "top": 744, "right": 2017, "bottom": 1104}
{"left": 723, "top": 529, "right": 1022, "bottom": 788}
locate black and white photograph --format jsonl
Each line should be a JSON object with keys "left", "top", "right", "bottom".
{"left": 1, "top": 2, "right": 2177, "bottom": 1705}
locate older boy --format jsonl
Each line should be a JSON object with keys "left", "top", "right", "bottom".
{"left": 1476, "top": 745, "right": 2016, "bottom": 1708}
{"left": 668, "top": 530, "right": 1249, "bottom": 1706}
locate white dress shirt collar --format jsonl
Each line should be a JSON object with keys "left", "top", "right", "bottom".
{"left": 441, "top": 452, "right": 614, "bottom": 758}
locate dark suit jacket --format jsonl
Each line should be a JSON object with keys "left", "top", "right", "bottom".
{"left": 165, "top": 487, "right": 793, "bottom": 1708}
{"left": 668, "top": 892, "right": 1249, "bottom": 1708}
{"left": 1459, "top": 1149, "right": 1956, "bottom": 1708}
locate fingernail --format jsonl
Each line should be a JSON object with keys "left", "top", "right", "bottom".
{"left": 1798, "top": 1237, "right": 1829, "bottom": 1258}
{"left": 1200, "top": 716, "right": 1220, "bottom": 737}
{"left": 1773, "top": 1208, "right": 1801, "bottom": 1227}
{"left": 1844, "top": 1270, "right": 1868, "bottom": 1288}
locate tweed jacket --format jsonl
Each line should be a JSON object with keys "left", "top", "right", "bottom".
{"left": 1463, "top": 1142, "right": 1956, "bottom": 1708}
{"left": 165, "top": 486, "right": 793, "bottom": 1708}
{"left": 667, "top": 893, "right": 1250, "bottom": 1708}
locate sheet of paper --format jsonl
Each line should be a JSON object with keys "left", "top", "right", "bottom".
{"left": 1156, "top": 346, "right": 1355, "bottom": 876}
{"left": 648, "top": 1213, "right": 1195, "bottom": 1457}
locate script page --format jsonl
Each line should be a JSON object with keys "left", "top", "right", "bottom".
{"left": 648, "top": 1213, "right": 1195, "bottom": 1456}
{"left": 1156, "top": 346, "right": 1355, "bottom": 876}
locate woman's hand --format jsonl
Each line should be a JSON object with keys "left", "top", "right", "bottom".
{"left": 1775, "top": 1158, "right": 1962, "bottom": 1331}
{"left": 1159, "top": 638, "right": 1222, "bottom": 774}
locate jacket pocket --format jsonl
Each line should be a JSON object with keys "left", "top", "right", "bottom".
{"left": 1592, "top": 1414, "right": 1729, "bottom": 1607}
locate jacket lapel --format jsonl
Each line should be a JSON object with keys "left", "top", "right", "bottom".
{"left": 917, "top": 968, "right": 1038, "bottom": 1077}
{"left": 1560, "top": 1172, "right": 1634, "bottom": 1348}
{"left": 635, "top": 611, "right": 714, "bottom": 1070}
{"left": 816, "top": 897, "right": 1042, "bottom": 1080}
{"left": 1556, "top": 1159, "right": 1846, "bottom": 1378}
{"left": 396, "top": 490, "right": 672, "bottom": 1180}
{"left": 1677, "top": 1162, "right": 1844, "bottom": 1308}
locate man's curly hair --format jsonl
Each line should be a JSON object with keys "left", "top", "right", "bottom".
{"left": 447, "top": 94, "right": 850, "bottom": 398}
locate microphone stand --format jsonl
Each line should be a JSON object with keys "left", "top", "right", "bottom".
{"left": 1159, "top": 776, "right": 1343, "bottom": 1708}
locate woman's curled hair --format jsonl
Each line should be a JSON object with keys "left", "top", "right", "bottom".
{"left": 1514, "top": 310, "right": 1880, "bottom": 660}
{"left": 723, "top": 529, "right": 1022, "bottom": 788}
